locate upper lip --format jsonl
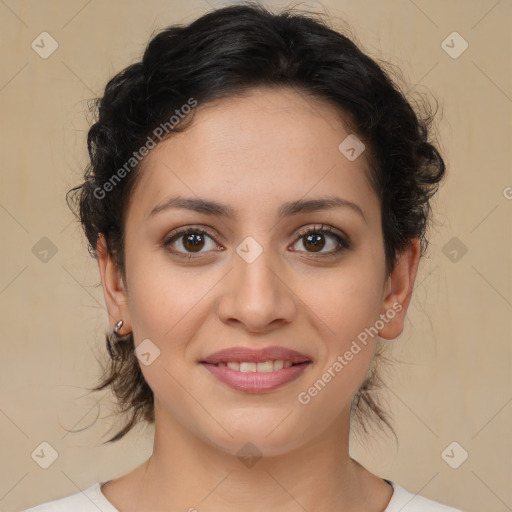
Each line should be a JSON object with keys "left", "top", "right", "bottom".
{"left": 200, "top": 346, "right": 312, "bottom": 365}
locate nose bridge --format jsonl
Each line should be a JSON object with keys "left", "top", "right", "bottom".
{"left": 234, "top": 241, "right": 281, "bottom": 309}
{"left": 216, "top": 236, "right": 295, "bottom": 331}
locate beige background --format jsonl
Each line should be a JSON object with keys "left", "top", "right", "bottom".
{"left": 1, "top": 0, "right": 511, "bottom": 511}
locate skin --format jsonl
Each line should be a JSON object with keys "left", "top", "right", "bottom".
{"left": 97, "top": 85, "right": 420, "bottom": 512}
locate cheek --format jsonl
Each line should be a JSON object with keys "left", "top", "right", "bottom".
{"left": 294, "top": 261, "right": 383, "bottom": 395}
{"left": 296, "top": 274, "right": 379, "bottom": 412}
{"left": 124, "top": 245, "right": 196, "bottom": 334}
{"left": 124, "top": 252, "right": 222, "bottom": 384}
{"left": 297, "top": 262, "right": 384, "bottom": 338}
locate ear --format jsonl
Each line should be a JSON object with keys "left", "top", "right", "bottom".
{"left": 96, "top": 233, "right": 131, "bottom": 335}
{"left": 378, "top": 237, "right": 421, "bottom": 340}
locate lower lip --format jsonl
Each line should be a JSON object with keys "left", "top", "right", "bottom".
{"left": 201, "top": 362, "right": 311, "bottom": 393}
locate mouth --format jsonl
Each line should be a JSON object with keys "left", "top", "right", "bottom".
{"left": 199, "top": 359, "right": 312, "bottom": 393}
{"left": 199, "top": 345, "right": 313, "bottom": 392}
{"left": 201, "top": 360, "right": 311, "bottom": 372}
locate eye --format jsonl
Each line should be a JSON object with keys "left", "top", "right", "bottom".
{"left": 163, "top": 223, "right": 351, "bottom": 260}
{"left": 291, "top": 224, "right": 350, "bottom": 256}
{"left": 163, "top": 226, "right": 220, "bottom": 259}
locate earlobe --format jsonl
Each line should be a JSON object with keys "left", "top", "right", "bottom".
{"left": 96, "top": 233, "right": 132, "bottom": 334}
{"left": 378, "top": 238, "right": 421, "bottom": 341}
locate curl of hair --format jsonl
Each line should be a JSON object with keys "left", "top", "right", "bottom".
{"left": 66, "top": 1, "right": 446, "bottom": 444}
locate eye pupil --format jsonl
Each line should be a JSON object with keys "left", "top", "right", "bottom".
{"left": 183, "top": 233, "right": 205, "bottom": 252}
{"left": 303, "top": 233, "right": 325, "bottom": 252}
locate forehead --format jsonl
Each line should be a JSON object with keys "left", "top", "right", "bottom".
{"left": 128, "top": 86, "right": 379, "bottom": 226}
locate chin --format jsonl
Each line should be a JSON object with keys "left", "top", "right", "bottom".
{"left": 201, "top": 420, "right": 308, "bottom": 459}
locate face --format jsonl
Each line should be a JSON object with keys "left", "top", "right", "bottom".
{"left": 98, "top": 86, "right": 420, "bottom": 457}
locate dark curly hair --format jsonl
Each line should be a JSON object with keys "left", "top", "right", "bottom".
{"left": 66, "top": 1, "right": 446, "bottom": 444}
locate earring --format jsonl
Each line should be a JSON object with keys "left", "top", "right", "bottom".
{"left": 112, "top": 320, "right": 124, "bottom": 335}
{"left": 107, "top": 320, "right": 125, "bottom": 359}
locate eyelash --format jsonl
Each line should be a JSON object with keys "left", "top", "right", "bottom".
{"left": 163, "top": 224, "right": 351, "bottom": 260}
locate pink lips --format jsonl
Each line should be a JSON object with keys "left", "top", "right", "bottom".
{"left": 200, "top": 345, "right": 311, "bottom": 365}
{"left": 199, "top": 345, "right": 312, "bottom": 393}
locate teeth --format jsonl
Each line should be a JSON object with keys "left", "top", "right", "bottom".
{"left": 218, "top": 360, "right": 296, "bottom": 372}
{"left": 273, "top": 360, "right": 284, "bottom": 371}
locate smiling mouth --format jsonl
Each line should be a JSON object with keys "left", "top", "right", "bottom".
{"left": 201, "top": 360, "right": 311, "bottom": 372}
{"left": 200, "top": 359, "right": 312, "bottom": 393}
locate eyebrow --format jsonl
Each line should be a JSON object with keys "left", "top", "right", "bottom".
{"left": 147, "top": 195, "right": 367, "bottom": 223}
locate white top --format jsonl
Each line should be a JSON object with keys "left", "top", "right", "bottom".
{"left": 20, "top": 479, "right": 463, "bottom": 511}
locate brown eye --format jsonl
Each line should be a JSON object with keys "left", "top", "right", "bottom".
{"left": 302, "top": 232, "right": 326, "bottom": 252}
{"left": 180, "top": 232, "right": 207, "bottom": 252}
{"left": 164, "top": 227, "right": 219, "bottom": 258}
{"left": 292, "top": 225, "right": 350, "bottom": 256}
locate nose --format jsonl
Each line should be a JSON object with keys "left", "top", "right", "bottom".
{"left": 216, "top": 248, "right": 296, "bottom": 334}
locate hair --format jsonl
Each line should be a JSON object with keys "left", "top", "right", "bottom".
{"left": 66, "top": 1, "right": 446, "bottom": 444}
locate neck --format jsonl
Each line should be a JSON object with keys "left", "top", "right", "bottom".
{"left": 128, "top": 399, "right": 386, "bottom": 512}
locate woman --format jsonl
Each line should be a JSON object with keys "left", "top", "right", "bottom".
{"left": 22, "top": 3, "right": 463, "bottom": 511}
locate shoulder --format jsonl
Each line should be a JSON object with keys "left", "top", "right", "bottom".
{"left": 386, "top": 481, "right": 463, "bottom": 512}
{"left": 19, "top": 482, "right": 118, "bottom": 512}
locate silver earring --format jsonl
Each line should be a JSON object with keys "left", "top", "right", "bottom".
{"left": 107, "top": 320, "right": 124, "bottom": 359}
{"left": 112, "top": 320, "right": 124, "bottom": 335}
